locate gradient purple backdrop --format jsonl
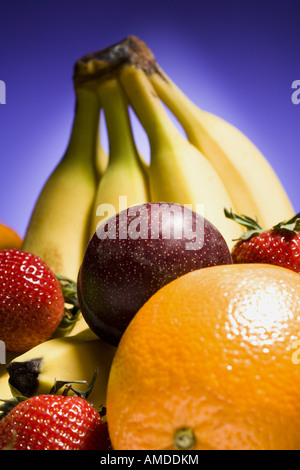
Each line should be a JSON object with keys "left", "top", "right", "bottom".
{"left": 0, "top": 0, "right": 299, "bottom": 238}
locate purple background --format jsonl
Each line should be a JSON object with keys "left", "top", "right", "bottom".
{"left": 0, "top": 0, "right": 299, "bottom": 238}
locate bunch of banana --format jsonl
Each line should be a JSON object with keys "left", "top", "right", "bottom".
{"left": 71, "top": 42, "right": 240, "bottom": 248}
{"left": 1, "top": 329, "right": 116, "bottom": 410}
{"left": 74, "top": 35, "right": 294, "bottom": 248}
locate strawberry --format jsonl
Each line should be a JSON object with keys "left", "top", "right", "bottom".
{"left": 0, "top": 249, "right": 75, "bottom": 352}
{"left": 225, "top": 209, "right": 300, "bottom": 273}
{"left": 0, "top": 394, "right": 111, "bottom": 450}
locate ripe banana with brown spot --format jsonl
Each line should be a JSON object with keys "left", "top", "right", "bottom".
{"left": 6, "top": 329, "right": 116, "bottom": 410}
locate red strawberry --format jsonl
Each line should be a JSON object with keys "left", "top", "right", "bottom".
{"left": 0, "top": 394, "right": 111, "bottom": 450}
{"left": 0, "top": 249, "right": 67, "bottom": 352}
{"left": 225, "top": 209, "right": 300, "bottom": 273}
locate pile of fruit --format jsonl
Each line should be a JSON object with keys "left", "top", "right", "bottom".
{"left": 1, "top": 36, "right": 300, "bottom": 450}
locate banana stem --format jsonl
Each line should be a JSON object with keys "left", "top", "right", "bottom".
{"left": 96, "top": 78, "right": 138, "bottom": 167}
{"left": 63, "top": 87, "right": 100, "bottom": 167}
{"left": 149, "top": 70, "right": 200, "bottom": 144}
{"left": 119, "top": 66, "right": 178, "bottom": 151}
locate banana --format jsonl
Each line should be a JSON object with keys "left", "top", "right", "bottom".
{"left": 119, "top": 65, "right": 242, "bottom": 248}
{"left": 0, "top": 372, "right": 12, "bottom": 401}
{"left": 90, "top": 76, "right": 149, "bottom": 236}
{"left": 95, "top": 116, "right": 109, "bottom": 178}
{"left": 0, "top": 352, "right": 18, "bottom": 400}
{"left": 22, "top": 83, "right": 100, "bottom": 280}
{"left": 5, "top": 329, "right": 116, "bottom": 410}
{"left": 66, "top": 311, "right": 90, "bottom": 337}
{"left": 149, "top": 67, "right": 295, "bottom": 228}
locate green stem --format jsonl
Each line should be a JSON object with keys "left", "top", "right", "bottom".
{"left": 150, "top": 69, "right": 200, "bottom": 143}
{"left": 119, "top": 66, "right": 178, "bottom": 151}
{"left": 55, "top": 273, "right": 81, "bottom": 330}
{"left": 63, "top": 87, "right": 100, "bottom": 168}
{"left": 97, "top": 78, "right": 138, "bottom": 167}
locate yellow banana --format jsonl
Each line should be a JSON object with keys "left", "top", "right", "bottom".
{"left": 149, "top": 68, "right": 295, "bottom": 228}
{"left": 0, "top": 375, "right": 12, "bottom": 400}
{"left": 22, "top": 83, "right": 99, "bottom": 280}
{"left": 66, "top": 311, "right": 90, "bottom": 337}
{"left": 90, "top": 76, "right": 149, "bottom": 236}
{"left": 5, "top": 329, "right": 116, "bottom": 410}
{"left": 119, "top": 65, "right": 242, "bottom": 248}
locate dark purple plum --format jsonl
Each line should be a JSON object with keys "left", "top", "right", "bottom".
{"left": 77, "top": 202, "right": 232, "bottom": 346}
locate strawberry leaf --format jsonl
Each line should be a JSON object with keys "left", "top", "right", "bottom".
{"left": 224, "top": 208, "right": 263, "bottom": 240}
{"left": 0, "top": 396, "right": 27, "bottom": 421}
{"left": 273, "top": 213, "right": 300, "bottom": 233}
{"left": 49, "top": 369, "right": 98, "bottom": 400}
{"left": 49, "top": 378, "right": 88, "bottom": 396}
{"left": 55, "top": 274, "right": 81, "bottom": 329}
{"left": 66, "top": 369, "right": 99, "bottom": 400}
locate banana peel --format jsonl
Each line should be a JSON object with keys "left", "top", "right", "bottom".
{"left": 5, "top": 329, "right": 116, "bottom": 411}
{"left": 0, "top": 352, "right": 18, "bottom": 401}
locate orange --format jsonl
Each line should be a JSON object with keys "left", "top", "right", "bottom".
{"left": 0, "top": 222, "right": 22, "bottom": 250}
{"left": 106, "top": 263, "right": 300, "bottom": 450}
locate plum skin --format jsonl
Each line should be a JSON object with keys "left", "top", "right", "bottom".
{"left": 77, "top": 202, "right": 232, "bottom": 346}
